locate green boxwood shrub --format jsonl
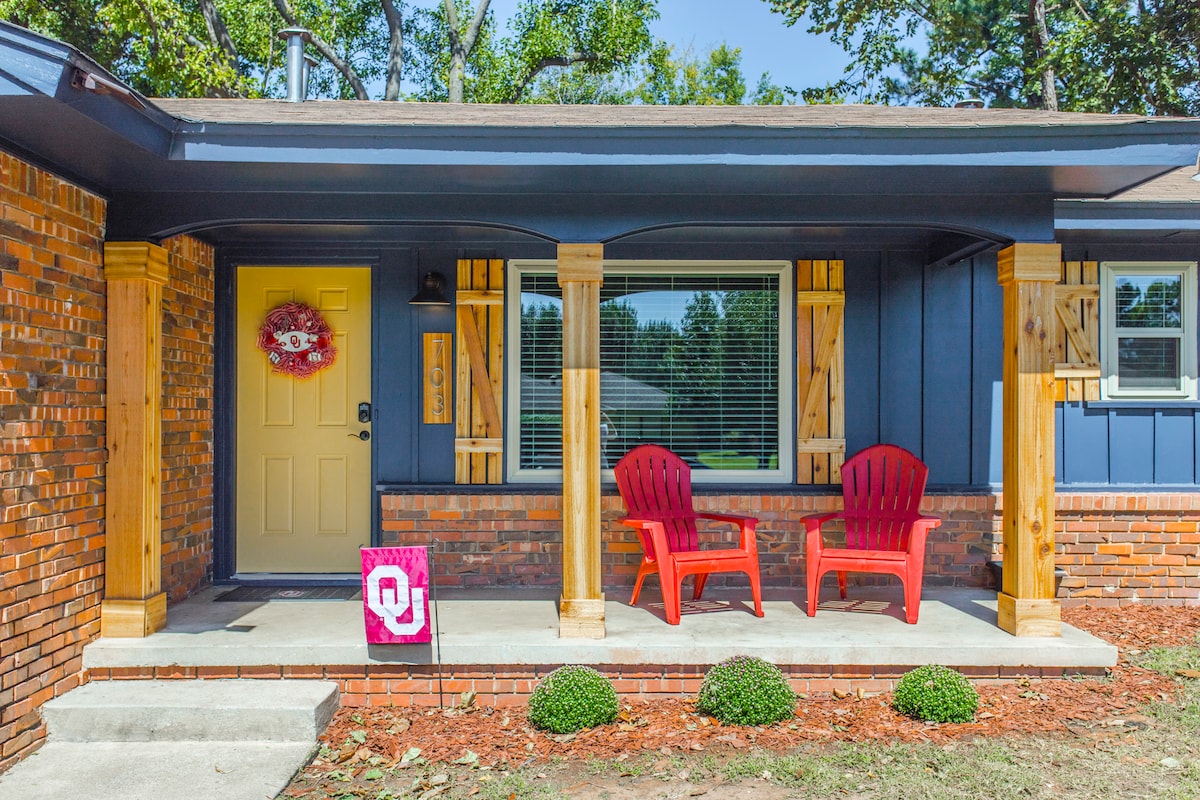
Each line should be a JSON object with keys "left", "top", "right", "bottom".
{"left": 696, "top": 656, "right": 796, "bottom": 726}
{"left": 527, "top": 665, "right": 619, "bottom": 733}
{"left": 892, "top": 664, "right": 979, "bottom": 723}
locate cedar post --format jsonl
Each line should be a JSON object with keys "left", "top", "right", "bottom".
{"left": 101, "top": 242, "right": 169, "bottom": 637}
{"left": 997, "top": 243, "right": 1061, "bottom": 637}
{"left": 557, "top": 243, "right": 606, "bottom": 638}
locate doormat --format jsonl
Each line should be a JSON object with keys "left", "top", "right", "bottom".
{"left": 215, "top": 586, "right": 362, "bottom": 602}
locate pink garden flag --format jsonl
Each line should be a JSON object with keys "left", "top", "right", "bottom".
{"left": 360, "top": 546, "right": 432, "bottom": 644}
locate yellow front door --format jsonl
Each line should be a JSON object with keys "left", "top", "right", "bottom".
{"left": 236, "top": 266, "right": 372, "bottom": 573}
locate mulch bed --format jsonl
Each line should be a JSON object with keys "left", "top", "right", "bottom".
{"left": 296, "top": 605, "right": 1200, "bottom": 783}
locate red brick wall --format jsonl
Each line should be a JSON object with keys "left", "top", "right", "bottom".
{"left": 381, "top": 491, "right": 1200, "bottom": 607}
{"left": 0, "top": 152, "right": 107, "bottom": 770}
{"left": 0, "top": 152, "right": 216, "bottom": 770}
{"left": 160, "top": 236, "right": 215, "bottom": 602}
{"left": 1055, "top": 493, "right": 1200, "bottom": 606}
{"left": 380, "top": 492, "right": 999, "bottom": 590}
{"left": 87, "top": 661, "right": 1104, "bottom": 705}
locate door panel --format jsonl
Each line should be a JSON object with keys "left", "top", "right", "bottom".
{"left": 237, "top": 266, "right": 372, "bottom": 573}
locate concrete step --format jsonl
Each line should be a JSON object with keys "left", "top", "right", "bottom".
{"left": 43, "top": 679, "right": 339, "bottom": 743}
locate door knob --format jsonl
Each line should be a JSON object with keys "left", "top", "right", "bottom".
{"left": 348, "top": 430, "right": 370, "bottom": 441}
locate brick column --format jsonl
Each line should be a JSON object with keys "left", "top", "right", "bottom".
{"left": 997, "top": 243, "right": 1061, "bottom": 637}
{"left": 101, "top": 242, "right": 169, "bottom": 637}
{"left": 557, "top": 243, "right": 605, "bottom": 638}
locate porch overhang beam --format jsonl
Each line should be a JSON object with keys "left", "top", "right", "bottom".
{"left": 997, "top": 243, "right": 1061, "bottom": 637}
{"left": 557, "top": 243, "right": 605, "bottom": 639}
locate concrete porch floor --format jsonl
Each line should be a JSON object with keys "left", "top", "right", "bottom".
{"left": 83, "top": 586, "right": 1116, "bottom": 673}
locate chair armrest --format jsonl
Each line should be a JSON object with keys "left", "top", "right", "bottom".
{"left": 697, "top": 512, "right": 758, "bottom": 527}
{"left": 696, "top": 512, "right": 758, "bottom": 552}
{"left": 618, "top": 518, "right": 671, "bottom": 560}
{"left": 802, "top": 512, "right": 840, "bottom": 532}
{"left": 905, "top": 515, "right": 941, "bottom": 554}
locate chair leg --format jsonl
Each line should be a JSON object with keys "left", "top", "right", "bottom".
{"left": 661, "top": 561, "right": 682, "bottom": 625}
{"left": 693, "top": 573, "right": 708, "bottom": 601}
{"left": 630, "top": 560, "right": 653, "bottom": 605}
{"left": 902, "top": 575, "right": 922, "bottom": 624}
{"left": 746, "top": 563, "right": 764, "bottom": 618}
{"left": 837, "top": 571, "right": 848, "bottom": 600}
{"left": 806, "top": 562, "right": 821, "bottom": 617}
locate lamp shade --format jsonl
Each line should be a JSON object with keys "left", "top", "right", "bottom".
{"left": 409, "top": 271, "right": 450, "bottom": 305}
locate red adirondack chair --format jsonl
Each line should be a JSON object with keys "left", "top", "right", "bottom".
{"left": 614, "top": 444, "right": 765, "bottom": 625}
{"left": 803, "top": 444, "right": 941, "bottom": 624}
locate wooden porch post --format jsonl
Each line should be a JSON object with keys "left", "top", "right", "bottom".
{"left": 997, "top": 243, "right": 1061, "bottom": 637}
{"left": 101, "top": 242, "right": 169, "bottom": 637}
{"left": 557, "top": 243, "right": 606, "bottom": 638}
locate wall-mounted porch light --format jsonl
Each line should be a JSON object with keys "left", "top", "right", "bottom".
{"left": 409, "top": 271, "right": 451, "bottom": 305}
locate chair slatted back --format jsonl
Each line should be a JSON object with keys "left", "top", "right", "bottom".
{"left": 614, "top": 445, "right": 700, "bottom": 559}
{"left": 840, "top": 444, "right": 928, "bottom": 552}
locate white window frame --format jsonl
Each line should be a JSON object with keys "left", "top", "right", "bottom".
{"left": 506, "top": 259, "right": 794, "bottom": 484}
{"left": 1100, "top": 261, "right": 1197, "bottom": 401}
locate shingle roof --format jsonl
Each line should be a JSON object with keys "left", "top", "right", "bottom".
{"left": 151, "top": 98, "right": 1156, "bottom": 129}
{"left": 1108, "top": 166, "right": 1200, "bottom": 202}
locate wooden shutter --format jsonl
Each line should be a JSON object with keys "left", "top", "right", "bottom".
{"left": 1054, "top": 261, "right": 1101, "bottom": 402}
{"left": 454, "top": 258, "right": 504, "bottom": 484}
{"left": 796, "top": 260, "right": 846, "bottom": 485}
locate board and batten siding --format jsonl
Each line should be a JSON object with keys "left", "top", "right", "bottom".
{"left": 843, "top": 249, "right": 1200, "bottom": 488}
{"left": 841, "top": 250, "right": 1003, "bottom": 487}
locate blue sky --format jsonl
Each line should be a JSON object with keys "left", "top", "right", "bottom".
{"left": 482, "top": 0, "right": 849, "bottom": 96}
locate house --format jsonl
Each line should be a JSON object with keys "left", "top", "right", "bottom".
{"left": 3, "top": 19, "right": 1200, "bottom": 767}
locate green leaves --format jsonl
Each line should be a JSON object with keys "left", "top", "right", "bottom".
{"left": 697, "top": 656, "right": 797, "bottom": 726}
{"left": 892, "top": 665, "right": 979, "bottom": 723}
{"left": 527, "top": 664, "right": 619, "bottom": 734}
{"left": 763, "top": 0, "right": 1200, "bottom": 114}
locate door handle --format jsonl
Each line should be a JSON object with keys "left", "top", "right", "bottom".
{"left": 348, "top": 430, "right": 370, "bottom": 441}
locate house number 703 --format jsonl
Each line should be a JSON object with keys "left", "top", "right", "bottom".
{"left": 423, "top": 332, "right": 452, "bottom": 424}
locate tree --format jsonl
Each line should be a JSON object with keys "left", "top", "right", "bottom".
{"left": 763, "top": 0, "right": 1200, "bottom": 114}
{"left": 406, "top": 0, "right": 657, "bottom": 103}
{"left": 1, "top": 0, "right": 386, "bottom": 98}
{"left": 636, "top": 43, "right": 746, "bottom": 105}
{"left": 672, "top": 291, "right": 724, "bottom": 451}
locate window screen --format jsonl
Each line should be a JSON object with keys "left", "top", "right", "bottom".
{"left": 513, "top": 264, "right": 787, "bottom": 479}
{"left": 1102, "top": 263, "right": 1196, "bottom": 400}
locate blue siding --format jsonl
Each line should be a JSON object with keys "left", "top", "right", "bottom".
{"left": 877, "top": 252, "right": 925, "bottom": 457}
{"left": 1154, "top": 409, "right": 1196, "bottom": 485}
{"left": 922, "top": 259, "right": 973, "bottom": 482}
{"left": 1055, "top": 403, "right": 1065, "bottom": 484}
{"left": 970, "top": 255, "right": 1003, "bottom": 486}
{"left": 1108, "top": 408, "right": 1156, "bottom": 484}
{"left": 843, "top": 253, "right": 881, "bottom": 456}
{"left": 1060, "top": 403, "right": 1110, "bottom": 484}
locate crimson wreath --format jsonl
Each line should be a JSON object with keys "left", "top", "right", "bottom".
{"left": 256, "top": 302, "right": 337, "bottom": 379}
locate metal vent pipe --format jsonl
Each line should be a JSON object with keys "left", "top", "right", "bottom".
{"left": 278, "top": 28, "right": 312, "bottom": 102}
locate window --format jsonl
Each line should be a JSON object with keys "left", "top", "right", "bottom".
{"left": 1101, "top": 262, "right": 1197, "bottom": 401}
{"left": 507, "top": 260, "right": 793, "bottom": 483}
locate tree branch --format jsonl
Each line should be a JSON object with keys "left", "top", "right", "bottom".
{"left": 1029, "top": 0, "right": 1059, "bottom": 110}
{"left": 197, "top": 0, "right": 239, "bottom": 65}
{"left": 381, "top": 0, "right": 403, "bottom": 100}
{"left": 461, "top": 0, "right": 491, "bottom": 57}
{"left": 444, "top": 0, "right": 491, "bottom": 102}
{"left": 273, "top": 0, "right": 369, "bottom": 99}
{"left": 506, "top": 52, "right": 599, "bottom": 103}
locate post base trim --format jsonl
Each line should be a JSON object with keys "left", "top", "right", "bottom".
{"left": 997, "top": 592, "right": 1061, "bottom": 638}
{"left": 558, "top": 596, "right": 606, "bottom": 639}
{"left": 101, "top": 593, "right": 167, "bottom": 638}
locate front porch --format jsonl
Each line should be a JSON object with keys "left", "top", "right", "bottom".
{"left": 83, "top": 586, "right": 1116, "bottom": 705}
